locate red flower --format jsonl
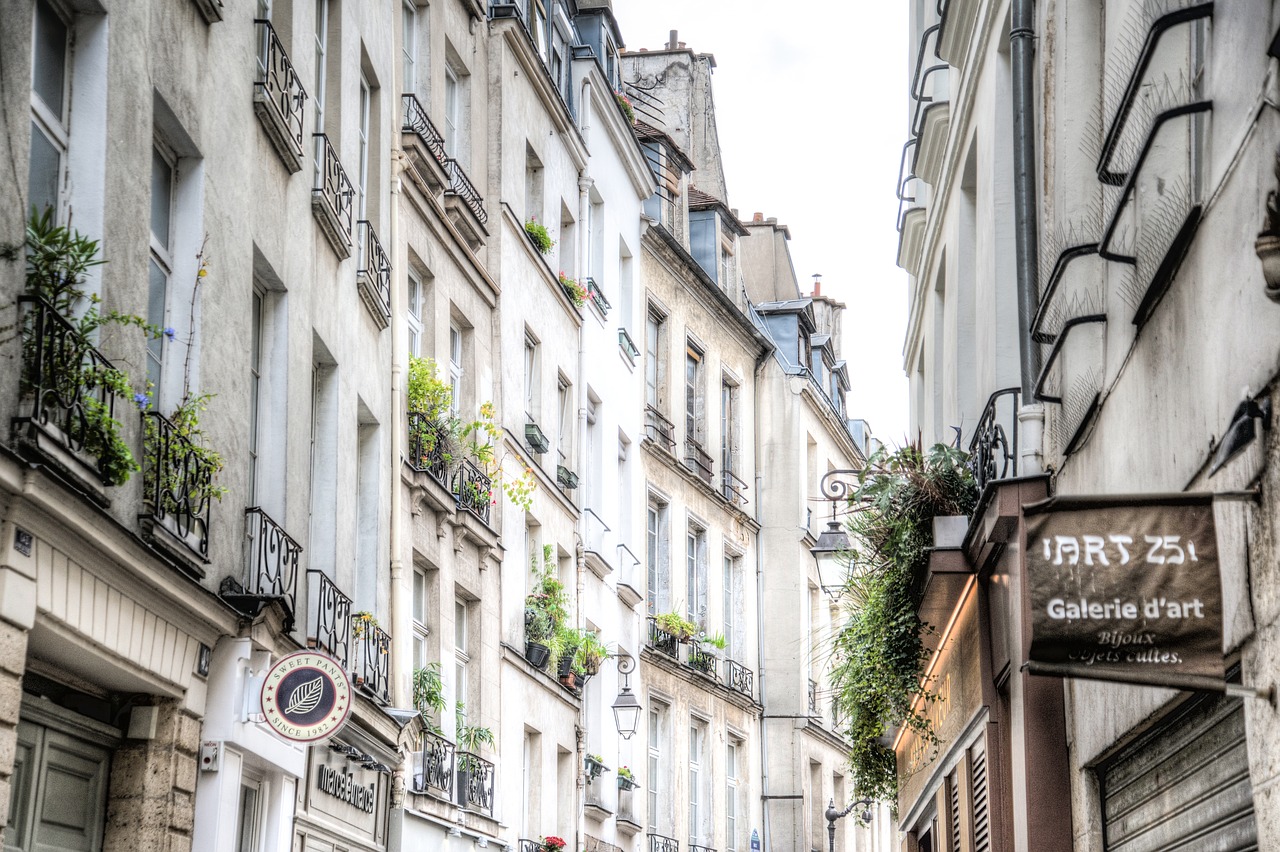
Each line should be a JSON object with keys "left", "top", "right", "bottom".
{"left": 542, "top": 838, "right": 567, "bottom": 851}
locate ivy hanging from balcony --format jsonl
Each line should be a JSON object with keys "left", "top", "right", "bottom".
{"left": 829, "top": 442, "right": 977, "bottom": 804}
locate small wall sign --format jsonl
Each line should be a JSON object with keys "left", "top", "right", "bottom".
{"left": 260, "top": 651, "right": 353, "bottom": 743}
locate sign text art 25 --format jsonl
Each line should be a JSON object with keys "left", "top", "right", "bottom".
{"left": 1024, "top": 495, "right": 1224, "bottom": 684}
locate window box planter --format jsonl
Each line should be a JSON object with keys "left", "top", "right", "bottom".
{"left": 584, "top": 754, "right": 609, "bottom": 781}
{"left": 618, "top": 775, "right": 640, "bottom": 792}
{"left": 525, "top": 421, "right": 551, "bottom": 454}
{"left": 556, "top": 465, "right": 579, "bottom": 489}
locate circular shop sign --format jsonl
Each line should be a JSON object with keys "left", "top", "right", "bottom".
{"left": 260, "top": 651, "right": 353, "bottom": 743}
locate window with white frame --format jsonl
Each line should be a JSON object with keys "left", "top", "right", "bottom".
{"left": 556, "top": 376, "right": 571, "bottom": 464}
{"left": 646, "top": 496, "right": 669, "bottom": 615}
{"left": 357, "top": 75, "right": 370, "bottom": 222}
{"left": 248, "top": 286, "right": 265, "bottom": 502}
{"left": 721, "top": 378, "right": 738, "bottom": 477}
{"left": 647, "top": 701, "right": 668, "bottom": 833}
{"left": 455, "top": 598, "right": 469, "bottom": 722}
{"left": 443, "top": 61, "right": 460, "bottom": 155}
{"left": 524, "top": 333, "right": 540, "bottom": 421}
{"left": 726, "top": 740, "right": 740, "bottom": 852}
{"left": 723, "top": 554, "right": 740, "bottom": 660}
{"left": 29, "top": 0, "right": 69, "bottom": 220}
{"left": 531, "top": 0, "right": 548, "bottom": 59}
{"left": 402, "top": 0, "right": 417, "bottom": 95}
{"left": 645, "top": 308, "right": 664, "bottom": 411}
{"left": 413, "top": 567, "right": 428, "bottom": 669}
{"left": 147, "top": 143, "right": 176, "bottom": 395}
{"left": 686, "top": 523, "right": 707, "bottom": 628}
{"left": 685, "top": 344, "right": 704, "bottom": 444}
{"left": 449, "top": 323, "right": 463, "bottom": 415}
{"left": 407, "top": 272, "right": 423, "bottom": 357}
{"left": 689, "top": 720, "right": 709, "bottom": 845}
{"left": 313, "top": 0, "right": 328, "bottom": 135}
{"left": 236, "top": 773, "right": 264, "bottom": 852}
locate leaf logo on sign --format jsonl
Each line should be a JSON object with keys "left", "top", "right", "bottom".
{"left": 284, "top": 675, "right": 324, "bottom": 715}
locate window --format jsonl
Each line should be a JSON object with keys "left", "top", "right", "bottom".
{"left": 308, "top": 357, "right": 339, "bottom": 576}
{"left": 810, "top": 761, "right": 824, "bottom": 848}
{"left": 407, "top": 272, "right": 423, "bottom": 356}
{"left": 524, "top": 333, "right": 541, "bottom": 422}
{"left": 412, "top": 567, "right": 428, "bottom": 669}
{"left": 726, "top": 741, "right": 740, "bottom": 852}
{"left": 645, "top": 308, "right": 664, "bottom": 410}
{"left": 248, "top": 287, "right": 265, "bottom": 502}
{"left": 449, "top": 323, "right": 463, "bottom": 415}
{"left": 455, "top": 598, "right": 470, "bottom": 722}
{"left": 723, "top": 555, "right": 740, "bottom": 660}
{"left": 647, "top": 702, "right": 668, "bottom": 832}
{"left": 312, "top": 0, "right": 328, "bottom": 134}
{"left": 689, "top": 721, "right": 708, "bottom": 845}
{"left": 29, "top": 0, "right": 69, "bottom": 220}
{"left": 686, "top": 525, "right": 707, "bottom": 627}
{"left": 357, "top": 76, "right": 371, "bottom": 221}
{"left": 721, "top": 379, "right": 738, "bottom": 476}
{"left": 685, "top": 344, "right": 704, "bottom": 444}
{"left": 646, "top": 496, "right": 669, "bottom": 615}
{"left": 531, "top": 0, "right": 548, "bottom": 60}
{"left": 443, "top": 62, "right": 460, "bottom": 154}
{"left": 236, "top": 776, "right": 263, "bottom": 852}
{"left": 355, "top": 421, "right": 380, "bottom": 606}
{"left": 147, "top": 143, "right": 176, "bottom": 394}
{"left": 557, "top": 377, "right": 572, "bottom": 464}
{"left": 402, "top": 1, "right": 417, "bottom": 95}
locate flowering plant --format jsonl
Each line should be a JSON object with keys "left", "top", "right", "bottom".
{"left": 614, "top": 90, "right": 635, "bottom": 124}
{"left": 525, "top": 218, "right": 554, "bottom": 254}
{"left": 542, "top": 837, "right": 566, "bottom": 851}
{"left": 558, "top": 272, "right": 588, "bottom": 308}
{"left": 617, "top": 765, "right": 634, "bottom": 780}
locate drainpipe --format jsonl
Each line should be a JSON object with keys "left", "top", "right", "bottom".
{"left": 1011, "top": 0, "right": 1045, "bottom": 473}
{"left": 753, "top": 353, "right": 772, "bottom": 851}
{"left": 574, "top": 170, "right": 593, "bottom": 852}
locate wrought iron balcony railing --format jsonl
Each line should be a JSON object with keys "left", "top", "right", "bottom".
{"left": 808, "top": 679, "right": 818, "bottom": 715}
{"left": 453, "top": 458, "right": 492, "bottom": 524}
{"left": 457, "top": 752, "right": 495, "bottom": 816}
{"left": 691, "top": 845, "right": 716, "bottom": 852}
{"left": 684, "top": 438, "right": 713, "bottom": 485}
{"left": 644, "top": 405, "right": 676, "bottom": 452}
{"left": 306, "top": 569, "right": 353, "bottom": 667}
{"left": 415, "top": 730, "right": 455, "bottom": 800}
{"left": 725, "top": 659, "right": 754, "bottom": 699}
{"left": 649, "top": 834, "right": 680, "bottom": 852}
{"left": 15, "top": 296, "right": 125, "bottom": 486}
{"left": 518, "top": 842, "right": 543, "bottom": 852}
{"left": 141, "top": 410, "right": 215, "bottom": 561}
{"left": 401, "top": 93, "right": 448, "bottom": 168}
{"left": 354, "top": 621, "right": 390, "bottom": 703}
{"left": 243, "top": 507, "right": 301, "bottom": 616}
{"left": 312, "top": 133, "right": 354, "bottom": 255}
{"left": 686, "top": 646, "right": 717, "bottom": 679}
{"left": 408, "top": 412, "right": 451, "bottom": 487}
{"left": 356, "top": 220, "right": 392, "bottom": 327}
{"left": 253, "top": 20, "right": 307, "bottom": 172}
{"left": 721, "top": 468, "right": 748, "bottom": 506}
{"left": 968, "top": 387, "right": 1020, "bottom": 493}
{"left": 647, "top": 616, "right": 679, "bottom": 659}
{"left": 584, "top": 277, "right": 611, "bottom": 315}
{"left": 445, "top": 158, "right": 488, "bottom": 225}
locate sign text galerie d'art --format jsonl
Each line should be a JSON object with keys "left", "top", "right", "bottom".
{"left": 1023, "top": 495, "right": 1224, "bottom": 687}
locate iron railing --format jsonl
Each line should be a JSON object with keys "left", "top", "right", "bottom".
{"left": 253, "top": 20, "right": 307, "bottom": 168}
{"left": 725, "top": 659, "right": 754, "bottom": 699}
{"left": 356, "top": 220, "right": 392, "bottom": 325}
{"left": 306, "top": 569, "right": 353, "bottom": 668}
{"left": 312, "top": 133, "right": 354, "bottom": 243}
{"left": 686, "top": 646, "right": 717, "bottom": 679}
{"left": 15, "top": 296, "right": 124, "bottom": 485}
{"left": 445, "top": 158, "right": 488, "bottom": 225}
{"left": 808, "top": 679, "right": 818, "bottom": 715}
{"left": 243, "top": 507, "right": 301, "bottom": 615}
{"left": 691, "top": 845, "right": 716, "bottom": 852}
{"left": 407, "top": 412, "right": 450, "bottom": 487}
{"left": 721, "top": 468, "right": 748, "bottom": 506}
{"left": 141, "top": 410, "right": 215, "bottom": 560}
{"left": 649, "top": 834, "right": 680, "bottom": 852}
{"left": 457, "top": 752, "right": 495, "bottom": 815}
{"left": 518, "top": 842, "right": 543, "bottom": 852}
{"left": 453, "top": 458, "right": 492, "bottom": 524}
{"left": 968, "top": 387, "right": 1020, "bottom": 493}
{"left": 415, "top": 730, "right": 455, "bottom": 799}
{"left": 584, "top": 277, "right": 611, "bottom": 315}
{"left": 645, "top": 405, "right": 676, "bottom": 452}
{"left": 647, "top": 616, "right": 679, "bottom": 658}
{"left": 354, "top": 621, "right": 391, "bottom": 703}
{"left": 684, "top": 438, "right": 714, "bottom": 485}
{"left": 401, "top": 93, "right": 448, "bottom": 167}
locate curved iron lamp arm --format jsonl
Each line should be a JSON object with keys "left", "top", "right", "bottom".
{"left": 825, "top": 797, "right": 877, "bottom": 851}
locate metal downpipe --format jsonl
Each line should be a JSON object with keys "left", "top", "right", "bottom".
{"left": 1012, "top": 0, "right": 1041, "bottom": 400}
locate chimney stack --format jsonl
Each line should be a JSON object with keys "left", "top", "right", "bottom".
{"left": 753, "top": 212, "right": 764, "bottom": 223}
{"left": 668, "top": 30, "right": 679, "bottom": 50}
{"left": 812, "top": 273, "right": 823, "bottom": 297}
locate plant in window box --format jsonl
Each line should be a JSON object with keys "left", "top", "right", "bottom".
{"left": 614, "top": 90, "right": 635, "bottom": 124}
{"left": 572, "top": 630, "right": 611, "bottom": 676}
{"left": 556, "top": 625, "right": 583, "bottom": 686}
{"left": 524, "top": 218, "right": 555, "bottom": 255}
{"left": 654, "top": 611, "right": 698, "bottom": 643}
{"left": 557, "top": 272, "right": 588, "bottom": 307}
{"left": 687, "top": 631, "right": 724, "bottom": 677}
{"left": 616, "top": 765, "right": 639, "bottom": 791}
{"left": 541, "top": 837, "right": 567, "bottom": 852}
{"left": 524, "top": 545, "right": 569, "bottom": 669}
{"left": 584, "top": 753, "right": 609, "bottom": 781}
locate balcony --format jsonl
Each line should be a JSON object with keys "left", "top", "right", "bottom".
{"left": 644, "top": 405, "right": 675, "bottom": 453}
{"left": 518, "top": 842, "right": 543, "bottom": 852}
{"left": 242, "top": 507, "right": 302, "bottom": 625}
{"left": 616, "top": 544, "right": 644, "bottom": 608}
{"left": 14, "top": 296, "right": 126, "bottom": 491}
{"left": 312, "top": 133, "right": 354, "bottom": 258}
{"left": 584, "top": 277, "right": 611, "bottom": 316}
{"left": 968, "top": 387, "right": 1020, "bottom": 493}
{"left": 253, "top": 21, "right": 306, "bottom": 173}
{"left": 400, "top": 93, "right": 449, "bottom": 191}
{"left": 140, "top": 410, "right": 215, "bottom": 564}
{"left": 721, "top": 468, "right": 748, "bottom": 507}
{"left": 407, "top": 412, "right": 451, "bottom": 488}
{"left": 356, "top": 221, "right": 392, "bottom": 329}
{"left": 306, "top": 569, "right": 353, "bottom": 668}
{"left": 444, "top": 158, "right": 488, "bottom": 249}
{"left": 684, "top": 438, "right": 713, "bottom": 486}
{"left": 725, "top": 659, "right": 754, "bottom": 699}
{"left": 413, "top": 730, "right": 455, "bottom": 800}
{"left": 354, "top": 620, "right": 390, "bottom": 703}
{"left": 647, "top": 616, "right": 679, "bottom": 659}
{"left": 457, "top": 752, "right": 495, "bottom": 816}
{"left": 690, "top": 846, "right": 716, "bottom": 852}
{"left": 453, "top": 458, "right": 492, "bottom": 525}
{"left": 583, "top": 508, "right": 613, "bottom": 577}
{"left": 686, "top": 645, "right": 717, "bottom": 679}
{"left": 649, "top": 834, "right": 679, "bottom": 852}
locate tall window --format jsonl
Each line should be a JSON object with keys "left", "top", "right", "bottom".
{"left": 726, "top": 741, "right": 740, "bottom": 852}
{"left": 557, "top": 377, "right": 571, "bottom": 464}
{"left": 647, "top": 496, "right": 669, "bottom": 615}
{"left": 449, "top": 324, "right": 463, "bottom": 415}
{"left": 647, "top": 702, "right": 667, "bottom": 832}
{"left": 721, "top": 379, "right": 737, "bottom": 475}
{"left": 531, "top": 0, "right": 548, "bottom": 59}
{"left": 455, "top": 599, "right": 470, "bottom": 723}
{"left": 412, "top": 567, "right": 428, "bottom": 669}
{"left": 685, "top": 345, "right": 704, "bottom": 443}
{"left": 313, "top": 0, "right": 328, "bottom": 134}
{"left": 407, "top": 272, "right": 422, "bottom": 356}
{"left": 357, "top": 76, "right": 371, "bottom": 221}
{"left": 723, "top": 555, "right": 738, "bottom": 660}
{"left": 236, "top": 776, "right": 262, "bottom": 852}
{"left": 689, "top": 721, "right": 707, "bottom": 845}
{"left": 248, "top": 287, "right": 265, "bottom": 501}
{"left": 524, "top": 333, "right": 540, "bottom": 420}
{"left": 443, "top": 63, "right": 459, "bottom": 154}
{"left": 645, "top": 309, "right": 663, "bottom": 410}
{"left": 147, "top": 144, "right": 176, "bottom": 394}
{"left": 402, "top": 1, "right": 417, "bottom": 95}
{"left": 29, "top": 0, "right": 69, "bottom": 220}
{"left": 686, "top": 525, "right": 707, "bottom": 627}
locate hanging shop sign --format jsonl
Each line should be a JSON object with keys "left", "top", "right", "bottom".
{"left": 1023, "top": 494, "right": 1223, "bottom": 689}
{"left": 260, "top": 651, "right": 354, "bottom": 743}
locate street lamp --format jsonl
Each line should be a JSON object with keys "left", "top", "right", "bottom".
{"left": 810, "top": 468, "right": 860, "bottom": 602}
{"left": 611, "top": 654, "right": 641, "bottom": 739}
{"left": 826, "top": 797, "right": 875, "bottom": 852}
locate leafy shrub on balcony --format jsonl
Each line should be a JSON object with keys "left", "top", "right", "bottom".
{"left": 524, "top": 218, "right": 554, "bottom": 254}
{"left": 654, "top": 611, "right": 697, "bottom": 642}
{"left": 557, "top": 272, "right": 587, "bottom": 307}
{"left": 143, "top": 391, "right": 228, "bottom": 512}
{"left": 413, "top": 662, "right": 447, "bottom": 733}
{"left": 525, "top": 545, "right": 570, "bottom": 667}
{"left": 614, "top": 90, "right": 635, "bottom": 124}
{"left": 829, "top": 442, "right": 977, "bottom": 803}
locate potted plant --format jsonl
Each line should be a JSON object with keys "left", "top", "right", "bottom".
{"left": 617, "top": 765, "right": 639, "bottom": 791}
{"left": 525, "top": 218, "right": 554, "bottom": 254}
{"left": 541, "top": 837, "right": 567, "bottom": 852}
{"left": 352, "top": 610, "right": 378, "bottom": 640}
{"left": 614, "top": 90, "right": 635, "bottom": 124}
{"left": 655, "top": 611, "right": 698, "bottom": 642}
{"left": 688, "top": 631, "right": 724, "bottom": 676}
{"left": 407, "top": 355, "right": 462, "bottom": 476}
{"left": 556, "top": 625, "right": 584, "bottom": 687}
{"left": 455, "top": 703, "right": 495, "bottom": 807}
{"left": 558, "top": 272, "right": 587, "bottom": 307}
{"left": 573, "top": 631, "right": 611, "bottom": 676}
{"left": 412, "top": 663, "right": 446, "bottom": 732}
{"left": 584, "top": 752, "right": 609, "bottom": 781}
{"left": 525, "top": 546, "right": 569, "bottom": 669}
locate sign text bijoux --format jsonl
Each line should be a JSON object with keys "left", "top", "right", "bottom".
{"left": 260, "top": 651, "right": 354, "bottom": 743}
{"left": 1024, "top": 494, "right": 1225, "bottom": 689}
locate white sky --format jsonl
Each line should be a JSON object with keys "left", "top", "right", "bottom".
{"left": 612, "top": 1, "right": 912, "bottom": 445}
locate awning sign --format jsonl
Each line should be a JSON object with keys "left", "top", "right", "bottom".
{"left": 1024, "top": 494, "right": 1224, "bottom": 688}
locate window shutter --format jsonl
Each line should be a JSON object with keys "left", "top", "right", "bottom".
{"left": 970, "top": 741, "right": 989, "bottom": 852}
{"left": 949, "top": 769, "right": 962, "bottom": 852}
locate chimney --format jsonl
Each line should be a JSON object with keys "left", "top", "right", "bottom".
{"left": 812, "top": 273, "right": 823, "bottom": 297}
{"left": 668, "top": 30, "right": 679, "bottom": 50}
{"left": 753, "top": 212, "right": 764, "bottom": 223}
{"left": 678, "top": 41, "right": 686, "bottom": 49}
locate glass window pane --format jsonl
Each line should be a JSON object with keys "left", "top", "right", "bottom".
{"left": 455, "top": 600, "right": 466, "bottom": 650}
{"left": 236, "top": 784, "right": 259, "bottom": 852}
{"left": 413, "top": 570, "right": 425, "bottom": 623}
{"left": 151, "top": 149, "right": 172, "bottom": 246}
{"left": 28, "top": 121, "right": 60, "bottom": 218}
{"left": 32, "top": 1, "right": 67, "bottom": 118}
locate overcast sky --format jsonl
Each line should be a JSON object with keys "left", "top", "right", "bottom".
{"left": 612, "top": 1, "right": 912, "bottom": 445}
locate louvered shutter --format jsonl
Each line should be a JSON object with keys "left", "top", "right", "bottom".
{"left": 949, "top": 769, "right": 962, "bottom": 852}
{"left": 970, "top": 740, "right": 990, "bottom": 852}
